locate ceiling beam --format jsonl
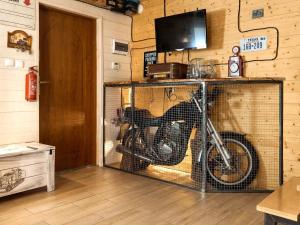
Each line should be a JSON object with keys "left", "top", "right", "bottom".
{"left": 76, "top": 0, "right": 109, "bottom": 10}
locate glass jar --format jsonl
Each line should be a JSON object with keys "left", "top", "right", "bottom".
{"left": 187, "top": 58, "right": 216, "bottom": 79}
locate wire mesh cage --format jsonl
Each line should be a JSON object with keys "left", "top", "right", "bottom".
{"left": 104, "top": 79, "right": 283, "bottom": 192}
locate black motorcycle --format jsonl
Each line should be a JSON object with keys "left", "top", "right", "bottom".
{"left": 115, "top": 87, "right": 259, "bottom": 190}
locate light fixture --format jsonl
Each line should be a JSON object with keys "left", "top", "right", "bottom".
{"left": 138, "top": 4, "right": 144, "bottom": 14}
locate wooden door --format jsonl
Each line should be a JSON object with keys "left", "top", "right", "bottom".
{"left": 39, "top": 5, "right": 97, "bottom": 171}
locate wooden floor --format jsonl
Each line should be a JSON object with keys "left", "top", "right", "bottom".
{"left": 0, "top": 167, "right": 267, "bottom": 225}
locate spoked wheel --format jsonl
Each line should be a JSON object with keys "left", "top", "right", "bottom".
{"left": 206, "top": 132, "right": 259, "bottom": 190}
{"left": 120, "top": 128, "right": 150, "bottom": 172}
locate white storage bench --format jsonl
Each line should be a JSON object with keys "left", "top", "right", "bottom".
{"left": 0, "top": 142, "right": 55, "bottom": 198}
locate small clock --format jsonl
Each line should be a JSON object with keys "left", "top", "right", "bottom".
{"left": 229, "top": 62, "right": 239, "bottom": 73}
{"left": 228, "top": 46, "right": 243, "bottom": 77}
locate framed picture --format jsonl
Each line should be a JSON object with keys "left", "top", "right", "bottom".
{"left": 144, "top": 51, "right": 157, "bottom": 78}
{"left": 7, "top": 30, "right": 32, "bottom": 53}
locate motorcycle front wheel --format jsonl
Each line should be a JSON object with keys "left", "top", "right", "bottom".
{"left": 206, "top": 132, "right": 259, "bottom": 190}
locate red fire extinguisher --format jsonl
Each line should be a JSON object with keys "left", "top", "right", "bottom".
{"left": 25, "top": 66, "right": 38, "bottom": 102}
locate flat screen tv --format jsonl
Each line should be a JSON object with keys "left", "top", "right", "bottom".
{"left": 155, "top": 9, "right": 207, "bottom": 53}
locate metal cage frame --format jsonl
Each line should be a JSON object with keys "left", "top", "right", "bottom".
{"left": 103, "top": 78, "right": 284, "bottom": 193}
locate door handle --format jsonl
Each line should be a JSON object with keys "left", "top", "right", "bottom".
{"left": 40, "top": 81, "right": 51, "bottom": 84}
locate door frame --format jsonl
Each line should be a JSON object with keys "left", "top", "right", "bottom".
{"left": 36, "top": 0, "right": 104, "bottom": 166}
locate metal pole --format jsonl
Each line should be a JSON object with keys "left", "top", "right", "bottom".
{"left": 201, "top": 81, "right": 208, "bottom": 192}
{"left": 130, "top": 85, "right": 136, "bottom": 173}
{"left": 103, "top": 86, "right": 106, "bottom": 166}
{"left": 279, "top": 82, "right": 284, "bottom": 185}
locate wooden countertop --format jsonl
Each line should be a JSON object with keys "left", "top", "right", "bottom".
{"left": 104, "top": 77, "right": 285, "bottom": 87}
{"left": 257, "top": 177, "right": 300, "bottom": 221}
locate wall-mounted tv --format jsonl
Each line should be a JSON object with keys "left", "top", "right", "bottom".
{"left": 155, "top": 9, "right": 207, "bottom": 53}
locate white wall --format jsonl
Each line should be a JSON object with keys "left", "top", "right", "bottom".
{"left": 0, "top": 0, "right": 131, "bottom": 166}
{"left": 0, "top": 25, "right": 38, "bottom": 144}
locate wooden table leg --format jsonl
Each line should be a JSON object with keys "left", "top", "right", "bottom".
{"left": 265, "top": 214, "right": 300, "bottom": 225}
{"left": 265, "top": 214, "right": 277, "bottom": 225}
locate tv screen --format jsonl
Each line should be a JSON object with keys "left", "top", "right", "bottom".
{"left": 155, "top": 9, "right": 207, "bottom": 53}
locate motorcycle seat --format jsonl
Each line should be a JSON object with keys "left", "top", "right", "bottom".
{"left": 124, "top": 107, "right": 162, "bottom": 127}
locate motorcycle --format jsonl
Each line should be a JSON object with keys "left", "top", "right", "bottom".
{"left": 115, "top": 87, "right": 259, "bottom": 190}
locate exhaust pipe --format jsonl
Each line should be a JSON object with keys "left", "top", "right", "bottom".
{"left": 116, "top": 144, "right": 153, "bottom": 163}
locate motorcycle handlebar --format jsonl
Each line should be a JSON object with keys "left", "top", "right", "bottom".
{"left": 192, "top": 87, "right": 223, "bottom": 102}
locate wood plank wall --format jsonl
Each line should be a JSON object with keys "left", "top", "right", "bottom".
{"left": 0, "top": 0, "right": 131, "bottom": 162}
{"left": 131, "top": 0, "right": 300, "bottom": 180}
{"left": 0, "top": 26, "right": 38, "bottom": 144}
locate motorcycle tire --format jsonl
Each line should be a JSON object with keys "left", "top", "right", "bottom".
{"left": 121, "top": 128, "right": 150, "bottom": 171}
{"left": 201, "top": 132, "right": 259, "bottom": 190}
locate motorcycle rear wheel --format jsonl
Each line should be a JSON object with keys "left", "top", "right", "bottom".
{"left": 120, "top": 128, "right": 150, "bottom": 172}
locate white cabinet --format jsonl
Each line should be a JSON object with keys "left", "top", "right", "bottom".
{"left": 0, "top": 142, "right": 55, "bottom": 197}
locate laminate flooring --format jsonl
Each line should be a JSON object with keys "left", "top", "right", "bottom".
{"left": 0, "top": 167, "right": 267, "bottom": 225}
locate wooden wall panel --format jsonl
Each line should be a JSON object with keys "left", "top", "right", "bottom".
{"left": 0, "top": 24, "right": 38, "bottom": 145}
{"left": 0, "top": 0, "right": 131, "bottom": 170}
{"left": 131, "top": 0, "right": 300, "bottom": 180}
